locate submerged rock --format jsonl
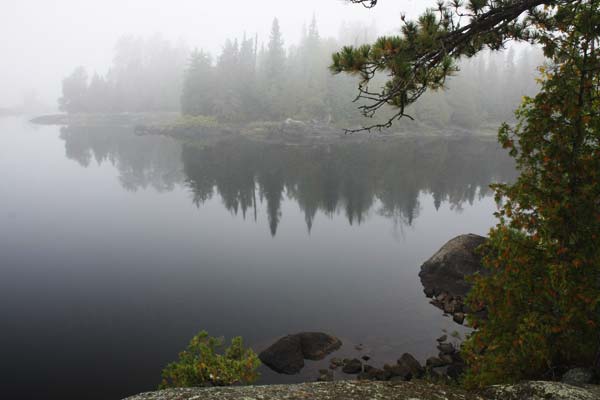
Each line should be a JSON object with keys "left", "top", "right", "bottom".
{"left": 299, "top": 332, "right": 342, "bottom": 360}
{"left": 419, "top": 234, "right": 488, "bottom": 298}
{"left": 259, "top": 332, "right": 342, "bottom": 374}
{"left": 317, "top": 369, "right": 334, "bottom": 382}
{"left": 342, "top": 358, "right": 363, "bottom": 374}
{"left": 259, "top": 335, "right": 304, "bottom": 374}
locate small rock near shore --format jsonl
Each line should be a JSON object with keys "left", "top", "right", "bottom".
{"left": 437, "top": 343, "right": 456, "bottom": 355}
{"left": 358, "top": 366, "right": 390, "bottom": 381}
{"left": 342, "top": 359, "right": 363, "bottom": 374}
{"left": 317, "top": 369, "right": 334, "bottom": 382}
{"left": 384, "top": 363, "right": 412, "bottom": 381}
{"left": 329, "top": 357, "right": 343, "bottom": 370}
{"left": 453, "top": 312, "right": 465, "bottom": 324}
{"left": 397, "top": 353, "right": 424, "bottom": 378}
{"left": 439, "top": 355, "right": 454, "bottom": 366}
{"left": 426, "top": 357, "right": 446, "bottom": 368}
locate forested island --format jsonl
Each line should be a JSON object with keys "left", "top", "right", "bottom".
{"left": 50, "top": 17, "right": 543, "bottom": 136}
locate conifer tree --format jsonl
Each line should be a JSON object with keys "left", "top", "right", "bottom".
{"left": 238, "top": 34, "right": 260, "bottom": 120}
{"left": 59, "top": 66, "right": 89, "bottom": 113}
{"left": 265, "top": 18, "right": 286, "bottom": 80}
{"left": 263, "top": 18, "right": 287, "bottom": 119}
{"left": 181, "top": 50, "right": 215, "bottom": 116}
{"left": 215, "top": 39, "right": 242, "bottom": 121}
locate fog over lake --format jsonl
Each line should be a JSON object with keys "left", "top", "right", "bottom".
{"left": 0, "top": 3, "right": 536, "bottom": 399}
{"left": 0, "top": 117, "right": 515, "bottom": 399}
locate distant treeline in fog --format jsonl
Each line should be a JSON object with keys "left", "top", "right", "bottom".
{"left": 59, "top": 17, "right": 544, "bottom": 130}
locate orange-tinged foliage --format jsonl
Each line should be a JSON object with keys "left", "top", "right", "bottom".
{"left": 462, "top": 2, "right": 600, "bottom": 388}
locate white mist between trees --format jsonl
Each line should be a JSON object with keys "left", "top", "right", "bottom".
{"left": 59, "top": 18, "right": 544, "bottom": 131}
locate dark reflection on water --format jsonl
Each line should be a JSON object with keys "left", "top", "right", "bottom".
{"left": 182, "top": 138, "right": 516, "bottom": 235}
{"left": 0, "top": 119, "right": 515, "bottom": 400}
{"left": 59, "top": 124, "right": 516, "bottom": 235}
{"left": 59, "top": 125, "right": 185, "bottom": 192}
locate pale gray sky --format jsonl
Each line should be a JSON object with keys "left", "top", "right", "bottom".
{"left": 1, "top": 0, "right": 422, "bottom": 108}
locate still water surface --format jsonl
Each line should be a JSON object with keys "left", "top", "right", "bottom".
{"left": 0, "top": 118, "right": 515, "bottom": 399}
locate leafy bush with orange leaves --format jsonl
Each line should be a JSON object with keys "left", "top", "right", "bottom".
{"left": 462, "top": 2, "right": 600, "bottom": 388}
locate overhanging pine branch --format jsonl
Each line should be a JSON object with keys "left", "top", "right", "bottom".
{"left": 340, "top": 0, "right": 563, "bottom": 133}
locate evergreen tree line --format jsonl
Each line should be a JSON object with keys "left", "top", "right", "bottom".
{"left": 181, "top": 17, "right": 544, "bottom": 128}
{"left": 179, "top": 17, "right": 375, "bottom": 124}
{"left": 59, "top": 18, "right": 544, "bottom": 130}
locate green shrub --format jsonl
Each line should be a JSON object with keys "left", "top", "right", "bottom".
{"left": 159, "top": 331, "right": 261, "bottom": 389}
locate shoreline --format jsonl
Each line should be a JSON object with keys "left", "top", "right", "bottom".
{"left": 28, "top": 112, "right": 502, "bottom": 142}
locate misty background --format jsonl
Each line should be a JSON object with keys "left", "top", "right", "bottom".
{"left": 1, "top": 0, "right": 427, "bottom": 109}
{"left": 2, "top": 0, "right": 542, "bottom": 126}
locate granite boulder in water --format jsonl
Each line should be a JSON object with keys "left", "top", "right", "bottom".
{"left": 419, "top": 234, "right": 488, "bottom": 297}
{"left": 259, "top": 332, "right": 342, "bottom": 374}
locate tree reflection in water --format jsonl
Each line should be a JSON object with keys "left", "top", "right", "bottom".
{"left": 60, "top": 126, "right": 516, "bottom": 236}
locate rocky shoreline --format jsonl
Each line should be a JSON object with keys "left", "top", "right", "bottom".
{"left": 252, "top": 234, "right": 598, "bottom": 392}
{"left": 303, "top": 334, "right": 466, "bottom": 385}
{"left": 29, "top": 112, "right": 500, "bottom": 143}
{"left": 121, "top": 233, "right": 599, "bottom": 399}
{"left": 123, "top": 380, "right": 600, "bottom": 400}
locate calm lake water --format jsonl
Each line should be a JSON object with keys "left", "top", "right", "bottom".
{"left": 0, "top": 117, "right": 515, "bottom": 399}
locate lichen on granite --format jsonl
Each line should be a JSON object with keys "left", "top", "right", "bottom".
{"left": 484, "top": 381, "right": 600, "bottom": 400}
{"left": 124, "top": 380, "right": 600, "bottom": 400}
{"left": 124, "top": 380, "right": 481, "bottom": 400}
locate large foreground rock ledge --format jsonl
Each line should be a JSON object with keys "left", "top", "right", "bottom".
{"left": 124, "top": 380, "right": 600, "bottom": 400}
{"left": 484, "top": 381, "right": 600, "bottom": 400}
{"left": 124, "top": 381, "right": 480, "bottom": 400}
